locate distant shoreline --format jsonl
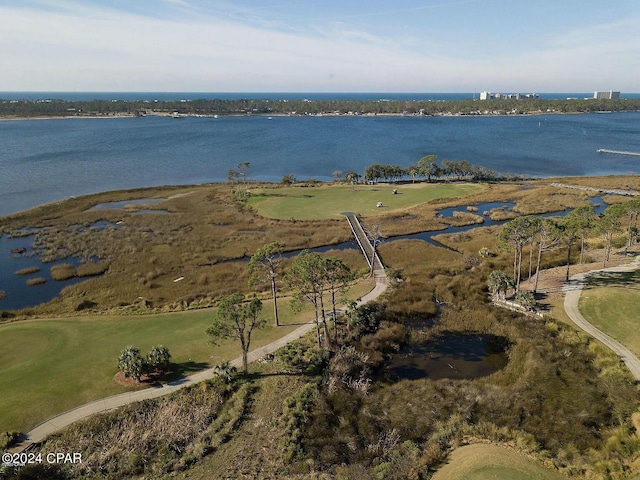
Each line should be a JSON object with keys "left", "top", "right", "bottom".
{"left": 0, "top": 109, "right": 622, "bottom": 122}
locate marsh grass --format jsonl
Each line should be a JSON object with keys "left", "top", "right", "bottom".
{"left": 15, "top": 266, "right": 40, "bottom": 275}
{"left": 26, "top": 277, "right": 46, "bottom": 286}
{"left": 0, "top": 181, "right": 610, "bottom": 316}
{"left": 6, "top": 178, "right": 640, "bottom": 477}
{"left": 32, "top": 379, "right": 237, "bottom": 478}
{"left": 76, "top": 261, "right": 108, "bottom": 277}
{"left": 50, "top": 263, "right": 76, "bottom": 281}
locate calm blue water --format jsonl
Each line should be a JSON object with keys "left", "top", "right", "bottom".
{"left": 1, "top": 112, "right": 640, "bottom": 217}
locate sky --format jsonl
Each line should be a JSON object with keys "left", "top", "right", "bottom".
{"left": 1, "top": 0, "right": 638, "bottom": 93}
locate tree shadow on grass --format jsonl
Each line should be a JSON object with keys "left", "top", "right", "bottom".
{"left": 584, "top": 269, "right": 640, "bottom": 290}
{"left": 156, "top": 361, "right": 210, "bottom": 385}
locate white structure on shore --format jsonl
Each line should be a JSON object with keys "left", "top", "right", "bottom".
{"left": 479, "top": 91, "right": 539, "bottom": 100}
{"left": 593, "top": 90, "right": 620, "bottom": 99}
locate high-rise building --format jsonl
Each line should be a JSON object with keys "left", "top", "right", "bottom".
{"left": 593, "top": 90, "right": 620, "bottom": 99}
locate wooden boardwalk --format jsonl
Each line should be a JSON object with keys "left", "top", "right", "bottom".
{"left": 342, "top": 212, "right": 386, "bottom": 278}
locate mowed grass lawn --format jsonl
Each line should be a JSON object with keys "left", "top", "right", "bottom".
{"left": 579, "top": 269, "right": 640, "bottom": 357}
{"left": 432, "top": 444, "right": 566, "bottom": 480}
{"left": 0, "top": 280, "right": 374, "bottom": 433}
{"left": 248, "top": 183, "right": 486, "bottom": 220}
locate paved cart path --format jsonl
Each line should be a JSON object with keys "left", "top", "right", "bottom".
{"left": 563, "top": 255, "right": 640, "bottom": 382}
{"left": 13, "top": 215, "right": 388, "bottom": 451}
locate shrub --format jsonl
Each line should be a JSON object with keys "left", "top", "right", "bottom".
{"left": 282, "top": 174, "right": 296, "bottom": 184}
{"left": 281, "top": 383, "right": 318, "bottom": 463}
{"left": 146, "top": 345, "right": 171, "bottom": 373}
{"left": 0, "top": 431, "right": 20, "bottom": 449}
{"left": 345, "top": 302, "right": 385, "bottom": 339}
{"left": 463, "top": 255, "right": 481, "bottom": 268}
{"left": 213, "top": 361, "right": 237, "bottom": 384}
{"left": 118, "top": 346, "right": 147, "bottom": 381}
{"left": 276, "top": 341, "right": 329, "bottom": 375}
{"left": 514, "top": 291, "right": 536, "bottom": 310}
{"left": 76, "top": 300, "right": 97, "bottom": 311}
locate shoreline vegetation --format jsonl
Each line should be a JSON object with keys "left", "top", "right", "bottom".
{"left": 2, "top": 175, "right": 640, "bottom": 478}
{"left": 2, "top": 97, "right": 640, "bottom": 119}
{"left": 1, "top": 176, "right": 639, "bottom": 317}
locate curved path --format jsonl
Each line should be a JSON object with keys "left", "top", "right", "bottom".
{"left": 563, "top": 255, "right": 640, "bottom": 382}
{"left": 14, "top": 227, "right": 388, "bottom": 451}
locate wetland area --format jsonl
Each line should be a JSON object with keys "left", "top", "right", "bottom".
{"left": 2, "top": 111, "right": 640, "bottom": 478}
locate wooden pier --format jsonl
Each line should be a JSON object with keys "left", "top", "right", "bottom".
{"left": 342, "top": 212, "right": 386, "bottom": 278}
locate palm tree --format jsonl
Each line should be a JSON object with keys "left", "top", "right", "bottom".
{"left": 488, "top": 270, "right": 513, "bottom": 300}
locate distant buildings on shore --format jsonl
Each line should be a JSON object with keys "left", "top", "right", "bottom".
{"left": 479, "top": 90, "right": 621, "bottom": 100}
{"left": 479, "top": 91, "right": 539, "bottom": 100}
{"left": 593, "top": 90, "right": 620, "bottom": 99}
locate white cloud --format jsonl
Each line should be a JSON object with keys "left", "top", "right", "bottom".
{"left": 0, "top": 1, "right": 638, "bottom": 92}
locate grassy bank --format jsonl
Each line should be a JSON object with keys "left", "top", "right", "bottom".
{"left": 248, "top": 182, "right": 486, "bottom": 220}
{"left": 431, "top": 444, "right": 566, "bottom": 480}
{"left": 580, "top": 269, "right": 640, "bottom": 356}
{"left": 0, "top": 279, "right": 374, "bottom": 433}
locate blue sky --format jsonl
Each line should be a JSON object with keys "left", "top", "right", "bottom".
{"left": 1, "top": 0, "right": 638, "bottom": 92}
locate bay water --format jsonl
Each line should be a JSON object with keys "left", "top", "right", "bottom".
{"left": 1, "top": 112, "right": 640, "bottom": 217}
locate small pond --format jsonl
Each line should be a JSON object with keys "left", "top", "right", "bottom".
{"left": 435, "top": 201, "right": 515, "bottom": 218}
{"left": 0, "top": 234, "right": 87, "bottom": 311}
{"left": 386, "top": 331, "right": 509, "bottom": 381}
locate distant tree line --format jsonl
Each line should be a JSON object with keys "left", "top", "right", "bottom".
{"left": 2, "top": 97, "right": 640, "bottom": 118}
{"left": 360, "top": 155, "right": 502, "bottom": 184}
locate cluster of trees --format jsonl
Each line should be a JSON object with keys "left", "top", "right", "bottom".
{"left": 3, "top": 97, "right": 640, "bottom": 118}
{"left": 206, "top": 242, "right": 354, "bottom": 376}
{"left": 489, "top": 198, "right": 640, "bottom": 306}
{"left": 362, "top": 155, "right": 498, "bottom": 184}
{"left": 117, "top": 345, "right": 171, "bottom": 382}
{"left": 285, "top": 251, "right": 353, "bottom": 348}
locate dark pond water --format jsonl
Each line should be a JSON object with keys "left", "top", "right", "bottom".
{"left": 435, "top": 201, "right": 514, "bottom": 218}
{"left": 0, "top": 234, "right": 86, "bottom": 311}
{"left": 386, "top": 331, "right": 509, "bottom": 381}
